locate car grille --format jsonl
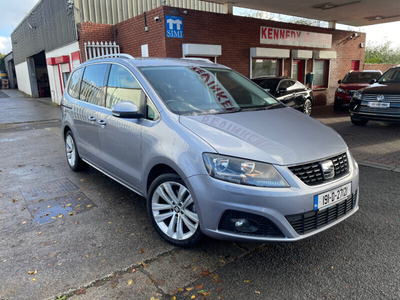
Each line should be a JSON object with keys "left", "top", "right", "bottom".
{"left": 218, "top": 210, "right": 285, "bottom": 237}
{"left": 286, "top": 192, "right": 356, "bottom": 235}
{"left": 362, "top": 94, "right": 400, "bottom": 102}
{"left": 288, "top": 152, "right": 349, "bottom": 186}
{"left": 358, "top": 106, "right": 400, "bottom": 115}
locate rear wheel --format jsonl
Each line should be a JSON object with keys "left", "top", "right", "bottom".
{"left": 303, "top": 99, "right": 313, "bottom": 116}
{"left": 147, "top": 173, "right": 203, "bottom": 247}
{"left": 351, "top": 116, "right": 368, "bottom": 126}
{"left": 65, "top": 130, "right": 87, "bottom": 171}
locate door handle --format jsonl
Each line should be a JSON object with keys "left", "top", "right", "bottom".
{"left": 98, "top": 120, "right": 107, "bottom": 128}
{"left": 88, "top": 116, "right": 96, "bottom": 124}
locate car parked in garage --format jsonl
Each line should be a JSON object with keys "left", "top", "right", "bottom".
{"left": 350, "top": 66, "right": 400, "bottom": 125}
{"left": 61, "top": 55, "right": 359, "bottom": 247}
{"left": 251, "top": 77, "right": 314, "bottom": 116}
{"left": 334, "top": 70, "right": 382, "bottom": 111}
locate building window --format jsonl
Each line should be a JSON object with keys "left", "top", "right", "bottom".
{"left": 252, "top": 59, "right": 281, "bottom": 78}
{"left": 314, "top": 60, "right": 329, "bottom": 88}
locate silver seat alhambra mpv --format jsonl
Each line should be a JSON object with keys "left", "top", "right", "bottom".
{"left": 61, "top": 54, "right": 359, "bottom": 247}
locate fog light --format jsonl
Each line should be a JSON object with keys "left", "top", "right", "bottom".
{"left": 233, "top": 218, "right": 259, "bottom": 233}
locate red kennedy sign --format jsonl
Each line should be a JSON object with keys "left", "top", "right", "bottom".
{"left": 260, "top": 27, "right": 332, "bottom": 49}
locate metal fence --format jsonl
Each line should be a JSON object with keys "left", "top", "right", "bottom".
{"left": 84, "top": 41, "right": 120, "bottom": 60}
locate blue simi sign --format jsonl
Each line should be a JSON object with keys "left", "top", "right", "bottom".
{"left": 166, "top": 15, "right": 183, "bottom": 39}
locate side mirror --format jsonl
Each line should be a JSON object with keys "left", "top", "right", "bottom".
{"left": 112, "top": 101, "right": 143, "bottom": 118}
{"left": 369, "top": 79, "right": 377, "bottom": 84}
{"left": 338, "top": 80, "right": 342, "bottom": 84}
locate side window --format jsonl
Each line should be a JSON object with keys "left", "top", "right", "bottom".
{"left": 106, "top": 65, "right": 142, "bottom": 109}
{"left": 279, "top": 80, "right": 293, "bottom": 90}
{"left": 80, "top": 64, "right": 108, "bottom": 106}
{"left": 291, "top": 81, "right": 304, "bottom": 90}
{"left": 67, "top": 68, "right": 83, "bottom": 99}
{"left": 146, "top": 100, "right": 160, "bottom": 121}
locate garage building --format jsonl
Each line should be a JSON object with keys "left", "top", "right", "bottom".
{"left": 12, "top": 0, "right": 367, "bottom": 106}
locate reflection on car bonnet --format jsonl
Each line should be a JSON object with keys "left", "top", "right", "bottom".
{"left": 199, "top": 115, "right": 296, "bottom": 158}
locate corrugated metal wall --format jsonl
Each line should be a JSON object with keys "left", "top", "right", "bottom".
{"left": 74, "top": 0, "right": 223, "bottom": 24}
{"left": 11, "top": 0, "right": 77, "bottom": 65}
{"left": 11, "top": 0, "right": 223, "bottom": 64}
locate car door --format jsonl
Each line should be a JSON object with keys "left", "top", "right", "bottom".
{"left": 276, "top": 80, "right": 296, "bottom": 106}
{"left": 70, "top": 64, "right": 109, "bottom": 167}
{"left": 291, "top": 81, "right": 308, "bottom": 109}
{"left": 96, "top": 64, "right": 145, "bottom": 190}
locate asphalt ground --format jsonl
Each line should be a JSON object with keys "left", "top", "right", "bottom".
{"left": 0, "top": 91, "right": 399, "bottom": 300}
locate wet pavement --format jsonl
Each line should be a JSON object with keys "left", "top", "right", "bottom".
{"left": 0, "top": 91, "right": 399, "bottom": 300}
{"left": 313, "top": 106, "right": 400, "bottom": 170}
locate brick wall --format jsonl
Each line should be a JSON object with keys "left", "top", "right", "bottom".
{"left": 78, "top": 22, "right": 115, "bottom": 63}
{"left": 363, "top": 63, "right": 397, "bottom": 73}
{"left": 114, "top": 7, "right": 166, "bottom": 57}
{"left": 162, "top": 7, "right": 366, "bottom": 106}
{"left": 77, "top": 6, "right": 366, "bottom": 106}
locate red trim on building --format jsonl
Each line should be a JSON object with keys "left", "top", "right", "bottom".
{"left": 58, "top": 64, "right": 64, "bottom": 95}
{"left": 71, "top": 51, "right": 81, "bottom": 63}
{"left": 46, "top": 58, "right": 56, "bottom": 65}
{"left": 55, "top": 56, "right": 70, "bottom": 64}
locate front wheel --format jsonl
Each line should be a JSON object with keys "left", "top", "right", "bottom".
{"left": 351, "top": 116, "right": 368, "bottom": 126}
{"left": 147, "top": 173, "right": 203, "bottom": 247}
{"left": 303, "top": 99, "right": 313, "bottom": 116}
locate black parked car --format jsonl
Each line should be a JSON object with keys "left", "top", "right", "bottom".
{"left": 252, "top": 77, "right": 314, "bottom": 115}
{"left": 350, "top": 66, "right": 400, "bottom": 125}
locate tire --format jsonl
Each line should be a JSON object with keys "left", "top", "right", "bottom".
{"left": 351, "top": 116, "right": 368, "bottom": 126}
{"left": 303, "top": 99, "right": 313, "bottom": 116}
{"left": 65, "top": 130, "right": 88, "bottom": 171}
{"left": 334, "top": 101, "right": 342, "bottom": 111}
{"left": 147, "top": 173, "right": 203, "bottom": 247}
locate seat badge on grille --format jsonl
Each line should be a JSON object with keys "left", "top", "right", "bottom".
{"left": 377, "top": 95, "right": 384, "bottom": 102}
{"left": 320, "top": 160, "right": 335, "bottom": 180}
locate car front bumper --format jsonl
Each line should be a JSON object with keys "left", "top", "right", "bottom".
{"left": 185, "top": 152, "right": 359, "bottom": 242}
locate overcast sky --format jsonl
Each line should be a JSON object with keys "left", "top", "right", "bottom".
{"left": 1, "top": 0, "right": 400, "bottom": 54}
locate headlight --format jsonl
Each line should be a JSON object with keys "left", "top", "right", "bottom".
{"left": 202, "top": 153, "right": 290, "bottom": 188}
{"left": 352, "top": 91, "right": 363, "bottom": 100}
{"left": 336, "top": 88, "right": 346, "bottom": 93}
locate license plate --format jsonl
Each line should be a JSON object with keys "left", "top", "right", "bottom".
{"left": 368, "top": 102, "right": 390, "bottom": 108}
{"left": 314, "top": 183, "right": 352, "bottom": 210}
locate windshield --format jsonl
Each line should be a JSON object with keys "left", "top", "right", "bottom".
{"left": 140, "top": 66, "right": 280, "bottom": 115}
{"left": 342, "top": 72, "right": 381, "bottom": 83}
{"left": 378, "top": 68, "right": 400, "bottom": 83}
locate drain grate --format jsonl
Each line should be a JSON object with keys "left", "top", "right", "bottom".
{"left": 20, "top": 178, "right": 78, "bottom": 201}
{"left": 28, "top": 192, "right": 97, "bottom": 225}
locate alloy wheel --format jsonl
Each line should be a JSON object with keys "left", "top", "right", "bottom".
{"left": 151, "top": 181, "right": 199, "bottom": 241}
{"left": 65, "top": 134, "right": 76, "bottom": 167}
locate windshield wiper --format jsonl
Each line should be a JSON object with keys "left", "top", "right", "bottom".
{"left": 215, "top": 107, "right": 242, "bottom": 114}
{"left": 241, "top": 103, "right": 282, "bottom": 111}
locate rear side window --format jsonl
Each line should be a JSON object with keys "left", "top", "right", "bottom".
{"left": 67, "top": 68, "right": 83, "bottom": 99}
{"left": 80, "top": 64, "right": 109, "bottom": 106}
{"left": 279, "top": 80, "right": 293, "bottom": 90}
{"left": 105, "top": 65, "right": 142, "bottom": 109}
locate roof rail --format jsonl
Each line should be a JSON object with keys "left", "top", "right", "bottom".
{"left": 88, "top": 53, "right": 134, "bottom": 61}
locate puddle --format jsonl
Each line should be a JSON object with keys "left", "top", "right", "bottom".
{"left": 27, "top": 192, "right": 97, "bottom": 224}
